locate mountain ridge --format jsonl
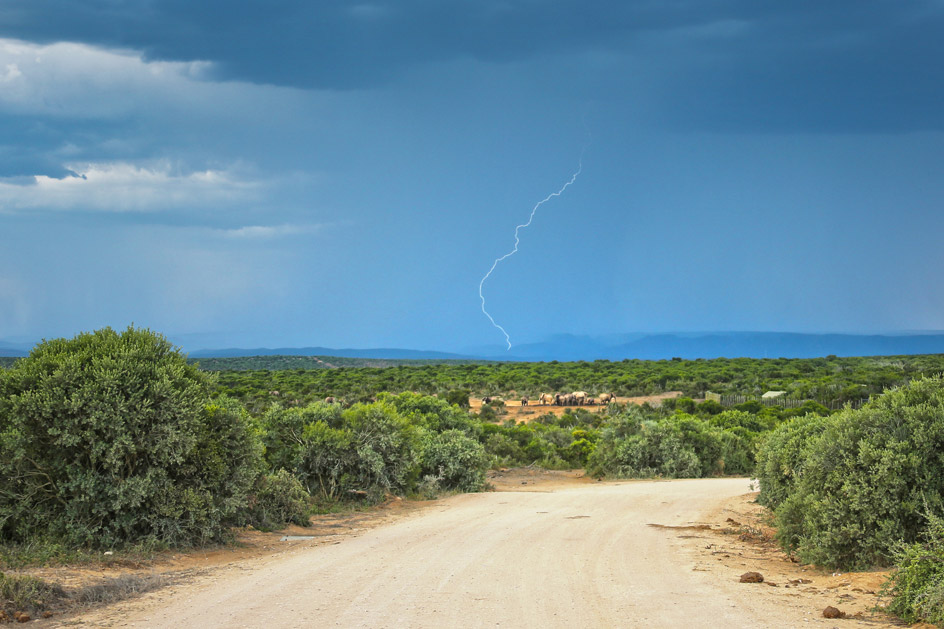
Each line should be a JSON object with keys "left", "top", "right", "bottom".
{"left": 187, "top": 332, "right": 944, "bottom": 362}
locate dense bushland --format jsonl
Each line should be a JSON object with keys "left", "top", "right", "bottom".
{"left": 585, "top": 407, "right": 757, "bottom": 478}
{"left": 207, "top": 354, "right": 944, "bottom": 413}
{"left": 260, "top": 393, "right": 488, "bottom": 501}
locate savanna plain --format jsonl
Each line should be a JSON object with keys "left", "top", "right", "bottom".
{"left": 2, "top": 327, "right": 943, "bottom": 627}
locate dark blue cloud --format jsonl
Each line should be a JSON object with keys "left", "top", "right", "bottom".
{"left": 2, "top": 1, "right": 942, "bottom": 132}
{"left": 0, "top": 1, "right": 699, "bottom": 87}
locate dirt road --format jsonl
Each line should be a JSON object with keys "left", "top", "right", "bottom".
{"left": 60, "top": 479, "right": 893, "bottom": 628}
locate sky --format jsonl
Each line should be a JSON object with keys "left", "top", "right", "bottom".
{"left": 1, "top": 1, "right": 943, "bottom": 353}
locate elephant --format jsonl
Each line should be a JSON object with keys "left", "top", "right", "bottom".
{"left": 521, "top": 396, "right": 529, "bottom": 406}
{"left": 324, "top": 396, "right": 336, "bottom": 404}
{"left": 598, "top": 393, "right": 615, "bottom": 405}
{"left": 482, "top": 396, "right": 493, "bottom": 405}
{"left": 561, "top": 393, "right": 576, "bottom": 406}
{"left": 554, "top": 393, "right": 563, "bottom": 406}
{"left": 539, "top": 393, "right": 554, "bottom": 405}
{"left": 587, "top": 397, "right": 597, "bottom": 405}
{"left": 573, "top": 391, "right": 588, "bottom": 405}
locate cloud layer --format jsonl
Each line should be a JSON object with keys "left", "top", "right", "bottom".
{"left": 1, "top": 2, "right": 942, "bottom": 131}
{"left": 1, "top": 2, "right": 942, "bottom": 349}
{"left": 0, "top": 162, "right": 259, "bottom": 212}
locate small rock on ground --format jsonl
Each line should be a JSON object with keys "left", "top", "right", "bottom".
{"left": 822, "top": 606, "right": 845, "bottom": 619}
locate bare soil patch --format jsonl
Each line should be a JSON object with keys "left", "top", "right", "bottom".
{"left": 486, "top": 467, "right": 595, "bottom": 492}
{"left": 471, "top": 391, "right": 684, "bottom": 423}
{"left": 668, "top": 490, "right": 902, "bottom": 627}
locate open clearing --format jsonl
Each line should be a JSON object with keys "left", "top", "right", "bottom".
{"left": 46, "top": 474, "right": 900, "bottom": 628}
{"left": 470, "top": 391, "right": 684, "bottom": 422}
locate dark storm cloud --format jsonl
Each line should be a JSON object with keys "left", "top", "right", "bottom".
{"left": 0, "top": 1, "right": 706, "bottom": 87}
{"left": 655, "top": 1, "right": 944, "bottom": 131}
{"left": 0, "top": 117, "right": 103, "bottom": 177}
{"left": 2, "top": 0, "right": 941, "bottom": 130}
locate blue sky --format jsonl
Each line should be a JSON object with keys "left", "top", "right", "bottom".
{"left": 1, "top": 1, "right": 942, "bottom": 353}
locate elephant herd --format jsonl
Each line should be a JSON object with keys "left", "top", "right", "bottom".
{"left": 480, "top": 392, "right": 616, "bottom": 407}
{"left": 546, "top": 391, "right": 615, "bottom": 406}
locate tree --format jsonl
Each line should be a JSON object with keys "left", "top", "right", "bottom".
{"left": 445, "top": 389, "right": 472, "bottom": 408}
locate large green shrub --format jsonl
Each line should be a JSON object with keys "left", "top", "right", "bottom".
{"left": 274, "top": 401, "right": 422, "bottom": 501}
{"left": 767, "top": 376, "right": 944, "bottom": 568}
{"left": 339, "top": 402, "right": 421, "bottom": 497}
{"left": 587, "top": 413, "right": 701, "bottom": 479}
{"left": 0, "top": 327, "right": 262, "bottom": 548}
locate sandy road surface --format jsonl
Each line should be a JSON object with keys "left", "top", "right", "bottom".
{"left": 61, "top": 479, "right": 887, "bottom": 628}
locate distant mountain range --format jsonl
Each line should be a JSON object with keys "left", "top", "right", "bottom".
{"left": 487, "top": 332, "right": 944, "bottom": 361}
{"left": 5, "top": 332, "right": 944, "bottom": 363}
{"left": 0, "top": 342, "right": 29, "bottom": 357}
{"left": 187, "top": 346, "right": 471, "bottom": 360}
{"left": 187, "top": 332, "right": 944, "bottom": 362}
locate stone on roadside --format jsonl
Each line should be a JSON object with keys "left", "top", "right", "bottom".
{"left": 822, "top": 606, "right": 845, "bottom": 619}
{"left": 739, "top": 571, "right": 764, "bottom": 583}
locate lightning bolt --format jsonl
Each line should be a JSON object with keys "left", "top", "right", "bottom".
{"left": 479, "top": 157, "right": 583, "bottom": 350}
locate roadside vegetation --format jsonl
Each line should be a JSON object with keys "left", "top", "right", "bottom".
{"left": 2, "top": 326, "right": 943, "bottom": 624}
{"left": 755, "top": 375, "right": 944, "bottom": 625}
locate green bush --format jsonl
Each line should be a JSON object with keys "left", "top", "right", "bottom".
{"left": 674, "top": 416, "right": 724, "bottom": 477}
{"left": 765, "top": 376, "right": 944, "bottom": 569}
{"left": 260, "top": 402, "right": 342, "bottom": 474}
{"left": 0, "top": 327, "right": 262, "bottom": 548}
{"left": 710, "top": 410, "right": 775, "bottom": 433}
{"left": 419, "top": 429, "right": 488, "bottom": 492}
{"left": 754, "top": 413, "right": 830, "bottom": 510}
{"left": 483, "top": 432, "right": 525, "bottom": 466}
{"left": 587, "top": 415, "right": 701, "bottom": 479}
{"left": 883, "top": 513, "right": 944, "bottom": 626}
{"left": 586, "top": 406, "right": 758, "bottom": 479}
{"left": 383, "top": 392, "right": 480, "bottom": 435}
{"left": 285, "top": 401, "right": 421, "bottom": 501}
{"left": 243, "top": 469, "right": 312, "bottom": 530}
{"left": 444, "top": 389, "right": 471, "bottom": 408}
{"left": 697, "top": 399, "right": 723, "bottom": 415}
{"left": 296, "top": 421, "right": 357, "bottom": 500}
